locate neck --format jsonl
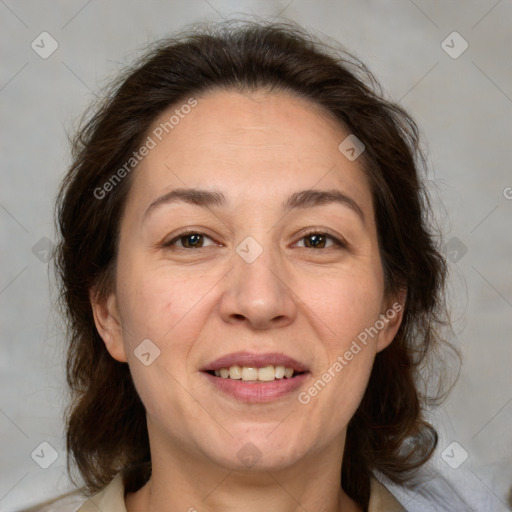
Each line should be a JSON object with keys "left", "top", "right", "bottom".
{"left": 125, "top": 430, "right": 362, "bottom": 512}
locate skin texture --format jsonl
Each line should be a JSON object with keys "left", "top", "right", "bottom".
{"left": 91, "top": 89, "right": 405, "bottom": 512}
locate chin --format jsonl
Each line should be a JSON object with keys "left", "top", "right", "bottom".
{"left": 200, "top": 429, "right": 310, "bottom": 472}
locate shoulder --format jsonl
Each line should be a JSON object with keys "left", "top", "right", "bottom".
{"left": 369, "top": 477, "right": 406, "bottom": 512}
{"left": 16, "top": 491, "right": 87, "bottom": 512}
{"left": 17, "top": 474, "right": 125, "bottom": 512}
{"left": 77, "top": 474, "right": 126, "bottom": 512}
{"left": 372, "top": 469, "right": 476, "bottom": 512}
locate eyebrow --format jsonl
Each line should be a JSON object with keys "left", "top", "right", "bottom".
{"left": 143, "top": 187, "right": 365, "bottom": 223}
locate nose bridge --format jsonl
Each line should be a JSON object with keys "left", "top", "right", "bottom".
{"left": 220, "top": 233, "right": 296, "bottom": 328}
{"left": 235, "top": 233, "right": 286, "bottom": 301}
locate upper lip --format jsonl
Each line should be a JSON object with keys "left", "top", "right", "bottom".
{"left": 201, "top": 351, "right": 309, "bottom": 373}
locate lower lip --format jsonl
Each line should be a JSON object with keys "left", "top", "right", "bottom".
{"left": 202, "top": 372, "right": 309, "bottom": 403}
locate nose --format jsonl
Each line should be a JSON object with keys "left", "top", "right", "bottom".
{"left": 219, "top": 241, "right": 298, "bottom": 330}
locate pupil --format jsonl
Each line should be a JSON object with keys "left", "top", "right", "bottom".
{"left": 307, "top": 234, "right": 325, "bottom": 248}
{"left": 185, "top": 234, "right": 202, "bottom": 248}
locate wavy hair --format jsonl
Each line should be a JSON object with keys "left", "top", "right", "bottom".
{"left": 53, "top": 19, "right": 457, "bottom": 511}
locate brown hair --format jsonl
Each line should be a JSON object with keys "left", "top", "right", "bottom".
{"left": 53, "top": 19, "right": 456, "bottom": 510}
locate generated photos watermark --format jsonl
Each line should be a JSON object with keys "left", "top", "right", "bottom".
{"left": 94, "top": 97, "right": 197, "bottom": 200}
{"left": 297, "top": 302, "right": 402, "bottom": 405}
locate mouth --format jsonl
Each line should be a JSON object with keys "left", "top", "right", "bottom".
{"left": 200, "top": 352, "right": 310, "bottom": 402}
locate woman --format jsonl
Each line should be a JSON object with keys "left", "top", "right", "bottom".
{"left": 43, "top": 19, "right": 454, "bottom": 512}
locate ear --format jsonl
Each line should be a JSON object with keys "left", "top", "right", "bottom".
{"left": 89, "top": 288, "right": 128, "bottom": 362}
{"left": 376, "top": 287, "right": 407, "bottom": 353}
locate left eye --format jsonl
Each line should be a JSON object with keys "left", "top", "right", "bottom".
{"left": 295, "top": 232, "right": 343, "bottom": 249}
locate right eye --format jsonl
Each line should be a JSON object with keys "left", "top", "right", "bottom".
{"left": 162, "top": 231, "right": 217, "bottom": 249}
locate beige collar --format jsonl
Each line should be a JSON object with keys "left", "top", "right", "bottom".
{"left": 78, "top": 473, "right": 405, "bottom": 512}
{"left": 369, "top": 477, "right": 406, "bottom": 511}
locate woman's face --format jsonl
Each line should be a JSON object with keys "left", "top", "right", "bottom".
{"left": 93, "top": 89, "right": 404, "bottom": 473}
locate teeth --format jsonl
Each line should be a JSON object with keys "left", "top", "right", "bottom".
{"left": 213, "top": 365, "right": 298, "bottom": 381}
{"left": 258, "top": 365, "right": 275, "bottom": 381}
{"left": 229, "top": 365, "right": 242, "bottom": 379}
{"left": 241, "top": 366, "right": 258, "bottom": 381}
{"left": 275, "top": 365, "right": 285, "bottom": 379}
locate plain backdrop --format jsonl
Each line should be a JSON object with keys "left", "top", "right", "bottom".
{"left": 1, "top": 1, "right": 511, "bottom": 511}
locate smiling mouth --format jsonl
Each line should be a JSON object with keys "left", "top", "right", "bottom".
{"left": 205, "top": 365, "right": 306, "bottom": 382}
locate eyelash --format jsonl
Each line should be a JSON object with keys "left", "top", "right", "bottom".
{"left": 161, "top": 229, "right": 348, "bottom": 251}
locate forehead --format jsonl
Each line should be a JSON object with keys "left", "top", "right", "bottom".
{"left": 128, "top": 89, "right": 372, "bottom": 215}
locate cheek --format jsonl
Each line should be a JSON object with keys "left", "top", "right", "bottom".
{"left": 115, "top": 263, "right": 216, "bottom": 403}
{"left": 117, "top": 268, "right": 206, "bottom": 420}
{"left": 309, "top": 268, "right": 384, "bottom": 347}
{"left": 298, "top": 269, "right": 382, "bottom": 418}
{"left": 299, "top": 332, "right": 376, "bottom": 440}
{"left": 116, "top": 262, "right": 208, "bottom": 347}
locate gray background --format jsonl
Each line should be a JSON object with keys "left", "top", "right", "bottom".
{"left": 1, "top": 1, "right": 511, "bottom": 511}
